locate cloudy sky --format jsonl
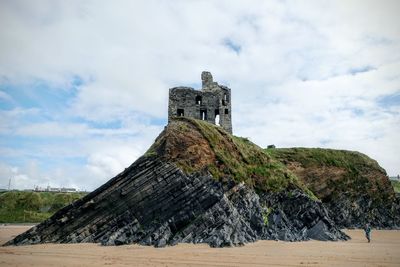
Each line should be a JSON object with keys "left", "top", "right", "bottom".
{"left": 0, "top": 0, "right": 399, "bottom": 191}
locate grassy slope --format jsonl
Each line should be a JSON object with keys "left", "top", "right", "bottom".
{"left": 391, "top": 180, "right": 400, "bottom": 193}
{"left": 4, "top": 121, "right": 393, "bottom": 223}
{"left": 265, "top": 147, "right": 384, "bottom": 171}
{"left": 265, "top": 147, "right": 395, "bottom": 201}
{"left": 146, "top": 118, "right": 316, "bottom": 198}
{"left": 0, "top": 191, "right": 86, "bottom": 223}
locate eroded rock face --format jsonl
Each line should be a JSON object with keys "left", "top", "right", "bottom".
{"left": 261, "top": 190, "right": 349, "bottom": 241}
{"left": 4, "top": 156, "right": 347, "bottom": 247}
{"left": 325, "top": 194, "right": 400, "bottom": 229}
{"left": 268, "top": 148, "right": 400, "bottom": 229}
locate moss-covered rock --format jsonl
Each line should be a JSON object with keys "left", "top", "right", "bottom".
{"left": 5, "top": 118, "right": 398, "bottom": 248}
{"left": 265, "top": 147, "right": 394, "bottom": 200}
{"left": 266, "top": 147, "right": 399, "bottom": 228}
{"left": 146, "top": 118, "right": 315, "bottom": 198}
{"left": 391, "top": 180, "right": 400, "bottom": 194}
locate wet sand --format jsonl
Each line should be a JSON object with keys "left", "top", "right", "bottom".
{"left": 1, "top": 225, "right": 399, "bottom": 266}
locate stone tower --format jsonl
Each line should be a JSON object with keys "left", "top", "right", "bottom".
{"left": 168, "top": 71, "right": 232, "bottom": 133}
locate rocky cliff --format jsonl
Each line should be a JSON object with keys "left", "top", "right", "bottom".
{"left": 5, "top": 118, "right": 348, "bottom": 247}
{"left": 266, "top": 148, "right": 400, "bottom": 228}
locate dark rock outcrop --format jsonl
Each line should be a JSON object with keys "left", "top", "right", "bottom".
{"left": 261, "top": 190, "right": 349, "bottom": 241}
{"left": 325, "top": 193, "right": 400, "bottom": 229}
{"left": 267, "top": 147, "right": 400, "bottom": 229}
{"left": 4, "top": 155, "right": 347, "bottom": 247}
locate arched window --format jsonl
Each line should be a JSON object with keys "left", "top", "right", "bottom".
{"left": 215, "top": 115, "right": 220, "bottom": 125}
{"left": 195, "top": 95, "right": 202, "bottom": 105}
{"left": 200, "top": 109, "right": 207, "bottom": 120}
{"left": 215, "top": 109, "right": 220, "bottom": 126}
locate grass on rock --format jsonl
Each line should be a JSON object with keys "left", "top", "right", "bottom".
{"left": 146, "top": 117, "right": 317, "bottom": 199}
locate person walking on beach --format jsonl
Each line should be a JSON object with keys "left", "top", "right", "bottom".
{"left": 364, "top": 223, "right": 371, "bottom": 243}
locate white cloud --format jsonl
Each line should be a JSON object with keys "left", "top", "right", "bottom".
{"left": 0, "top": 131, "right": 157, "bottom": 190}
{"left": 0, "top": 90, "right": 13, "bottom": 102}
{"left": 234, "top": 62, "right": 400, "bottom": 175}
{"left": 15, "top": 122, "right": 89, "bottom": 137}
{"left": 0, "top": 0, "right": 399, "bottom": 190}
{"left": 0, "top": 161, "right": 46, "bottom": 190}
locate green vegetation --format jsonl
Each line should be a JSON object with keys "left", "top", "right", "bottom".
{"left": 0, "top": 191, "right": 86, "bottom": 223}
{"left": 262, "top": 207, "right": 272, "bottom": 226}
{"left": 151, "top": 118, "right": 317, "bottom": 199}
{"left": 132, "top": 119, "right": 393, "bottom": 203}
{"left": 265, "top": 147, "right": 393, "bottom": 201}
{"left": 185, "top": 118, "right": 300, "bottom": 191}
{"left": 391, "top": 180, "right": 400, "bottom": 193}
{"left": 265, "top": 147, "right": 383, "bottom": 172}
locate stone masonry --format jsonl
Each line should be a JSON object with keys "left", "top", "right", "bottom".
{"left": 168, "top": 71, "right": 232, "bottom": 133}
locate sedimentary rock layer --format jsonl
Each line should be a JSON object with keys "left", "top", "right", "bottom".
{"left": 5, "top": 155, "right": 347, "bottom": 247}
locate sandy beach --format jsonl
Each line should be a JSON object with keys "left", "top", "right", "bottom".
{"left": 1, "top": 225, "right": 399, "bottom": 267}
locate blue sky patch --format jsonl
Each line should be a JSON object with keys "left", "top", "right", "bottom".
{"left": 348, "top": 65, "right": 375, "bottom": 76}
{"left": 1, "top": 79, "right": 79, "bottom": 112}
{"left": 352, "top": 108, "right": 364, "bottom": 116}
{"left": 378, "top": 93, "right": 400, "bottom": 107}
{"left": 223, "top": 38, "right": 242, "bottom": 54}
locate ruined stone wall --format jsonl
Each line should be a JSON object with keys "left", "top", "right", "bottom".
{"left": 168, "top": 72, "right": 232, "bottom": 133}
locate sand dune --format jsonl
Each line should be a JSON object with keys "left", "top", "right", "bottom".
{"left": 1, "top": 225, "right": 399, "bottom": 267}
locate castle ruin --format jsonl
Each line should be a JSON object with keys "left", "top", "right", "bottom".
{"left": 168, "top": 71, "right": 232, "bottom": 133}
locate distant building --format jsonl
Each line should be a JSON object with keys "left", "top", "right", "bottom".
{"left": 61, "top": 188, "right": 77, "bottom": 193}
{"left": 48, "top": 187, "right": 61, "bottom": 192}
{"left": 34, "top": 185, "right": 77, "bottom": 193}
